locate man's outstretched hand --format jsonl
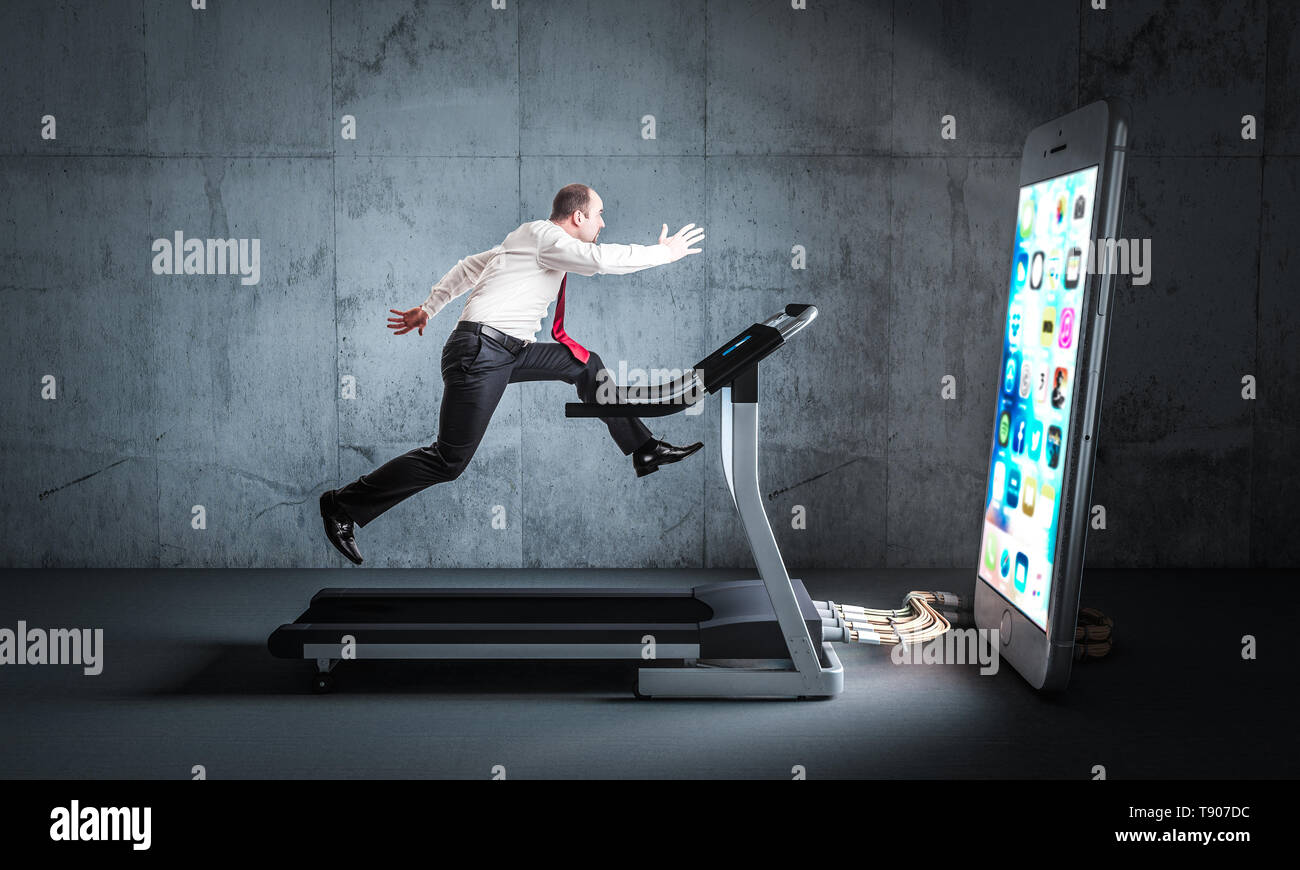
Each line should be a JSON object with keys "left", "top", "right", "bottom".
{"left": 388, "top": 224, "right": 704, "bottom": 335}
{"left": 657, "top": 223, "right": 706, "bottom": 262}
{"left": 388, "top": 307, "right": 429, "bottom": 336}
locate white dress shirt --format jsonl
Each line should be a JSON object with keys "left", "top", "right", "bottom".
{"left": 419, "top": 219, "right": 673, "bottom": 342}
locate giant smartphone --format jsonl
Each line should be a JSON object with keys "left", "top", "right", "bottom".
{"left": 974, "top": 99, "right": 1131, "bottom": 691}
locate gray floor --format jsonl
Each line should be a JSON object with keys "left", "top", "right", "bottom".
{"left": 0, "top": 567, "right": 1293, "bottom": 779}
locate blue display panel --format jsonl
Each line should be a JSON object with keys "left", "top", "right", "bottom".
{"left": 978, "top": 166, "right": 1098, "bottom": 632}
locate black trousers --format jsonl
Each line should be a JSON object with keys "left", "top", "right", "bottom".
{"left": 332, "top": 326, "right": 653, "bottom": 527}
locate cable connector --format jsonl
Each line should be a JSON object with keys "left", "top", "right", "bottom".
{"left": 931, "top": 591, "right": 972, "bottom": 613}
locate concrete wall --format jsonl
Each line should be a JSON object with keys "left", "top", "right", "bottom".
{"left": 1, "top": 0, "right": 1294, "bottom": 569}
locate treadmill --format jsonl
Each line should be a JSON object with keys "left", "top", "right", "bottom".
{"left": 268, "top": 303, "right": 844, "bottom": 699}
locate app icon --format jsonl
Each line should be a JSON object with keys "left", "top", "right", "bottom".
{"left": 1051, "top": 366, "right": 1069, "bottom": 409}
{"left": 1013, "top": 417, "right": 1026, "bottom": 453}
{"left": 1034, "top": 366, "right": 1048, "bottom": 404}
{"left": 1018, "top": 196, "right": 1035, "bottom": 240}
{"left": 1047, "top": 426, "right": 1062, "bottom": 469}
{"left": 1065, "top": 247, "right": 1082, "bottom": 288}
{"left": 997, "top": 411, "right": 1011, "bottom": 446}
{"left": 1014, "top": 552, "right": 1029, "bottom": 592}
{"left": 1055, "top": 194, "right": 1068, "bottom": 225}
{"left": 1022, "top": 477, "right": 1037, "bottom": 517}
{"left": 1003, "top": 356, "right": 1018, "bottom": 394}
{"left": 1006, "top": 464, "right": 1022, "bottom": 508}
{"left": 1028, "top": 421, "right": 1043, "bottom": 460}
{"left": 1046, "top": 249, "right": 1062, "bottom": 290}
{"left": 1019, "top": 361, "right": 1032, "bottom": 399}
{"left": 1015, "top": 252, "right": 1029, "bottom": 286}
{"left": 1030, "top": 251, "right": 1044, "bottom": 289}
{"left": 1058, "top": 308, "right": 1075, "bottom": 348}
{"left": 1074, "top": 195, "right": 1086, "bottom": 219}
{"left": 1009, "top": 304, "right": 1023, "bottom": 347}
{"left": 984, "top": 533, "right": 998, "bottom": 572}
{"left": 1040, "top": 307, "right": 1056, "bottom": 346}
{"left": 1000, "top": 549, "right": 1011, "bottom": 578}
{"left": 992, "top": 461, "right": 1006, "bottom": 503}
{"left": 1039, "top": 483, "right": 1055, "bottom": 527}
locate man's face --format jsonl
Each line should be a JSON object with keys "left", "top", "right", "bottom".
{"left": 577, "top": 193, "right": 605, "bottom": 243}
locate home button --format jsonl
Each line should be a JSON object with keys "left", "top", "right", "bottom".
{"left": 999, "top": 609, "right": 1013, "bottom": 644}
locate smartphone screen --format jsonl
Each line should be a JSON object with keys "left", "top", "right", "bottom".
{"left": 977, "top": 165, "right": 1099, "bottom": 632}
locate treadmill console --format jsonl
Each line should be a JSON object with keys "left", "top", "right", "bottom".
{"left": 695, "top": 323, "right": 785, "bottom": 393}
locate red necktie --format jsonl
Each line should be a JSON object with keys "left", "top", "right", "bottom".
{"left": 551, "top": 273, "right": 590, "bottom": 364}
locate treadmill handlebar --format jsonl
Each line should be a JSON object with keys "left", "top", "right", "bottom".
{"left": 773, "top": 303, "right": 818, "bottom": 339}
{"left": 564, "top": 304, "right": 817, "bottom": 419}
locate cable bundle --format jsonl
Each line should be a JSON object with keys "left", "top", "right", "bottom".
{"left": 820, "top": 592, "right": 1113, "bottom": 663}
{"left": 1073, "top": 607, "right": 1113, "bottom": 660}
{"left": 817, "top": 591, "right": 972, "bottom": 645}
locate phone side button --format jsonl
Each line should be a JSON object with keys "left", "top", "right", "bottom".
{"left": 1087, "top": 368, "right": 1102, "bottom": 397}
{"left": 1095, "top": 242, "right": 1113, "bottom": 315}
{"left": 999, "top": 609, "right": 1012, "bottom": 645}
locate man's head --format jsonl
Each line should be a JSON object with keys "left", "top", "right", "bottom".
{"left": 549, "top": 183, "right": 604, "bottom": 243}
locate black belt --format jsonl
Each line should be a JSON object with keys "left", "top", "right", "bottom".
{"left": 454, "top": 320, "right": 530, "bottom": 353}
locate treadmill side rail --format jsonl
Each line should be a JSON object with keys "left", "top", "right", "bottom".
{"left": 635, "top": 371, "right": 844, "bottom": 699}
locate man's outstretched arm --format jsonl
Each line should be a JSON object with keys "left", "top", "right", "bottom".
{"left": 388, "top": 245, "right": 502, "bottom": 336}
{"left": 419, "top": 245, "right": 503, "bottom": 321}
{"left": 535, "top": 223, "right": 705, "bottom": 277}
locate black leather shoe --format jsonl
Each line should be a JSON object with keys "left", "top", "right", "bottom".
{"left": 632, "top": 439, "right": 703, "bottom": 478}
{"left": 320, "top": 490, "right": 363, "bottom": 565}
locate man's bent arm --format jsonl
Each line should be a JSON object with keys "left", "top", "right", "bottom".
{"left": 535, "top": 228, "right": 672, "bottom": 277}
{"left": 419, "top": 245, "right": 502, "bottom": 320}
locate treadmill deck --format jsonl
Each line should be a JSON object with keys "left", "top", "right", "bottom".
{"left": 267, "top": 578, "right": 825, "bottom": 662}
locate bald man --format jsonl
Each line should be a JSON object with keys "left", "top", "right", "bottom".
{"left": 321, "top": 184, "right": 706, "bottom": 564}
